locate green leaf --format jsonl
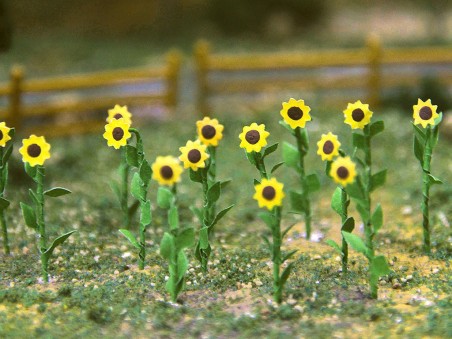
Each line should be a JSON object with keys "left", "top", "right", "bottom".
{"left": 412, "top": 123, "right": 426, "bottom": 142}
{"left": 271, "top": 162, "right": 284, "bottom": 174}
{"left": 370, "top": 255, "right": 390, "bottom": 277}
{"left": 245, "top": 150, "right": 257, "bottom": 166}
{"left": 261, "top": 235, "right": 272, "bottom": 252}
{"left": 280, "top": 262, "right": 294, "bottom": 287}
{"left": 128, "top": 200, "right": 140, "bottom": 219}
{"left": 160, "top": 232, "right": 175, "bottom": 261}
{"left": 282, "top": 249, "right": 297, "bottom": 263}
{"left": 207, "top": 181, "right": 221, "bottom": 203}
{"left": 258, "top": 211, "right": 275, "bottom": 230}
{"left": 131, "top": 172, "right": 144, "bottom": 201}
{"left": 325, "top": 239, "right": 342, "bottom": 255}
{"left": 0, "top": 197, "right": 10, "bottom": 210}
{"left": 331, "top": 187, "right": 344, "bottom": 216}
{"left": 263, "top": 143, "right": 278, "bottom": 158}
{"left": 209, "top": 205, "right": 234, "bottom": 229}
{"left": 190, "top": 206, "right": 203, "bottom": 222}
{"left": 20, "top": 202, "right": 37, "bottom": 230}
{"left": 428, "top": 174, "right": 443, "bottom": 186}
{"left": 345, "top": 181, "right": 365, "bottom": 200}
{"left": 352, "top": 133, "right": 366, "bottom": 150}
{"left": 28, "top": 189, "right": 39, "bottom": 206}
{"left": 282, "top": 142, "right": 299, "bottom": 170}
{"left": 370, "top": 120, "right": 385, "bottom": 137}
{"left": 371, "top": 204, "right": 383, "bottom": 233}
{"left": 220, "top": 180, "right": 232, "bottom": 190}
{"left": 324, "top": 159, "right": 332, "bottom": 177}
{"left": 139, "top": 159, "right": 152, "bottom": 183}
{"left": 306, "top": 173, "right": 321, "bottom": 192}
{"left": 298, "top": 128, "right": 309, "bottom": 150}
{"left": 43, "top": 230, "right": 77, "bottom": 257}
{"left": 189, "top": 168, "right": 202, "bottom": 183}
{"left": 341, "top": 217, "right": 355, "bottom": 233}
{"left": 110, "top": 181, "right": 121, "bottom": 203}
{"left": 279, "top": 119, "right": 295, "bottom": 134}
{"left": 2, "top": 144, "right": 13, "bottom": 164}
{"left": 157, "top": 187, "right": 173, "bottom": 209}
{"left": 289, "top": 190, "right": 305, "bottom": 213}
{"left": 125, "top": 145, "right": 139, "bottom": 168}
{"left": 24, "top": 162, "right": 37, "bottom": 179}
{"left": 199, "top": 227, "right": 209, "bottom": 249}
{"left": 44, "top": 187, "right": 72, "bottom": 198}
{"left": 434, "top": 112, "right": 443, "bottom": 126}
{"left": 119, "top": 229, "right": 140, "bottom": 249}
{"left": 253, "top": 178, "right": 260, "bottom": 186}
{"left": 341, "top": 231, "right": 370, "bottom": 259}
{"left": 356, "top": 203, "right": 370, "bottom": 224}
{"left": 370, "top": 169, "right": 387, "bottom": 192}
{"left": 413, "top": 136, "right": 424, "bottom": 163}
{"left": 176, "top": 227, "right": 195, "bottom": 252}
{"left": 176, "top": 252, "right": 189, "bottom": 282}
{"left": 282, "top": 223, "right": 297, "bottom": 238}
{"left": 140, "top": 200, "right": 152, "bottom": 226}
{"left": 168, "top": 205, "right": 179, "bottom": 230}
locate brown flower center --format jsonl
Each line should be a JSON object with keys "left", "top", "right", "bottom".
{"left": 262, "top": 186, "right": 276, "bottom": 200}
{"left": 287, "top": 106, "right": 303, "bottom": 120}
{"left": 113, "top": 113, "right": 123, "bottom": 120}
{"left": 187, "top": 149, "right": 201, "bottom": 163}
{"left": 27, "top": 144, "right": 41, "bottom": 158}
{"left": 245, "top": 130, "right": 260, "bottom": 145}
{"left": 201, "top": 125, "right": 216, "bottom": 139}
{"left": 323, "top": 140, "right": 334, "bottom": 154}
{"left": 352, "top": 109, "right": 365, "bottom": 122}
{"left": 419, "top": 106, "right": 432, "bottom": 120}
{"left": 160, "top": 165, "right": 173, "bottom": 179}
{"left": 337, "top": 166, "right": 349, "bottom": 179}
{"left": 0, "top": 131, "right": 3, "bottom": 141}
{"left": 112, "top": 127, "right": 124, "bottom": 141}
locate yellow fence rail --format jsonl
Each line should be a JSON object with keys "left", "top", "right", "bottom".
{"left": 0, "top": 51, "right": 182, "bottom": 138}
{"left": 194, "top": 36, "right": 452, "bottom": 115}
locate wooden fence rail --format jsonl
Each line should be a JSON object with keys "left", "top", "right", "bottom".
{"left": 194, "top": 35, "right": 452, "bottom": 115}
{"left": 0, "top": 50, "right": 182, "bottom": 138}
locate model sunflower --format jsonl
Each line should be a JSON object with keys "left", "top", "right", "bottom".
{"left": 196, "top": 117, "right": 224, "bottom": 147}
{"left": 413, "top": 99, "right": 439, "bottom": 128}
{"left": 280, "top": 98, "right": 312, "bottom": 129}
{"left": 239, "top": 123, "right": 270, "bottom": 153}
{"left": 103, "top": 118, "right": 132, "bottom": 149}
{"left": 330, "top": 157, "right": 356, "bottom": 187}
{"left": 151, "top": 156, "right": 183, "bottom": 186}
{"left": 107, "top": 104, "right": 132, "bottom": 125}
{"left": 343, "top": 100, "right": 373, "bottom": 129}
{"left": 0, "top": 122, "right": 12, "bottom": 147}
{"left": 179, "top": 140, "right": 209, "bottom": 171}
{"left": 317, "top": 132, "right": 341, "bottom": 161}
{"left": 253, "top": 178, "right": 285, "bottom": 211}
{"left": 19, "top": 135, "right": 51, "bottom": 167}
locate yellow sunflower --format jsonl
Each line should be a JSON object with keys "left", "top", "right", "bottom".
{"left": 413, "top": 99, "right": 439, "bottom": 128}
{"left": 317, "top": 132, "right": 341, "bottom": 161}
{"left": 106, "top": 104, "right": 132, "bottom": 125}
{"left": 239, "top": 123, "right": 270, "bottom": 153}
{"left": 179, "top": 140, "right": 210, "bottom": 171}
{"left": 0, "top": 122, "right": 12, "bottom": 147}
{"left": 253, "top": 177, "right": 285, "bottom": 211}
{"left": 103, "top": 118, "right": 131, "bottom": 149}
{"left": 19, "top": 135, "right": 51, "bottom": 167}
{"left": 151, "top": 156, "right": 183, "bottom": 186}
{"left": 330, "top": 157, "right": 356, "bottom": 187}
{"left": 196, "top": 117, "right": 224, "bottom": 147}
{"left": 343, "top": 100, "right": 373, "bottom": 129}
{"left": 280, "top": 98, "right": 312, "bottom": 129}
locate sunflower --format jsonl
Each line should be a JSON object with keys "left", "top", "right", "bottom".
{"left": 280, "top": 98, "right": 312, "bottom": 129}
{"left": 179, "top": 140, "right": 210, "bottom": 171}
{"left": 317, "top": 132, "right": 341, "bottom": 161}
{"left": 343, "top": 100, "right": 373, "bottom": 129}
{"left": 19, "top": 135, "right": 51, "bottom": 167}
{"left": 239, "top": 123, "right": 270, "bottom": 153}
{"left": 103, "top": 118, "right": 131, "bottom": 149}
{"left": 413, "top": 99, "right": 439, "bottom": 128}
{"left": 106, "top": 104, "right": 132, "bottom": 125}
{"left": 196, "top": 117, "right": 224, "bottom": 147}
{"left": 253, "top": 177, "right": 285, "bottom": 211}
{"left": 0, "top": 122, "right": 12, "bottom": 147}
{"left": 330, "top": 157, "right": 356, "bottom": 187}
{"left": 151, "top": 156, "right": 183, "bottom": 186}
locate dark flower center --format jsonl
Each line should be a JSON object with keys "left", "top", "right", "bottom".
{"left": 323, "top": 140, "right": 334, "bottom": 154}
{"left": 245, "top": 130, "right": 260, "bottom": 145}
{"left": 114, "top": 113, "right": 123, "bottom": 120}
{"left": 201, "top": 125, "right": 216, "bottom": 139}
{"left": 287, "top": 107, "right": 303, "bottom": 120}
{"left": 0, "top": 131, "right": 3, "bottom": 140}
{"left": 352, "top": 109, "right": 365, "bottom": 122}
{"left": 112, "top": 127, "right": 124, "bottom": 141}
{"left": 160, "top": 165, "right": 173, "bottom": 179}
{"left": 188, "top": 149, "right": 201, "bottom": 163}
{"left": 419, "top": 106, "right": 432, "bottom": 120}
{"left": 337, "top": 166, "right": 349, "bottom": 179}
{"left": 27, "top": 144, "right": 41, "bottom": 158}
{"left": 262, "top": 186, "right": 276, "bottom": 200}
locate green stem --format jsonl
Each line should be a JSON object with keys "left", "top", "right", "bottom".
{"left": 422, "top": 128, "right": 433, "bottom": 253}
{"left": 253, "top": 152, "right": 268, "bottom": 180}
{"left": 272, "top": 207, "right": 282, "bottom": 304}
{"left": 0, "top": 150, "right": 10, "bottom": 255}
{"left": 294, "top": 127, "right": 311, "bottom": 240}
{"left": 200, "top": 168, "right": 211, "bottom": 272}
{"left": 363, "top": 127, "right": 374, "bottom": 256}
{"left": 207, "top": 146, "right": 217, "bottom": 185}
{"left": 1, "top": 209, "right": 10, "bottom": 255}
{"left": 340, "top": 187, "right": 349, "bottom": 275}
{"left": 36, "top": 166, "right": 48, "bottom": 282}
{"left": 121, "top": 149, "right": 130, "bottom": 229}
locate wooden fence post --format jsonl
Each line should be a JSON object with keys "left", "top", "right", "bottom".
{"left": 165, "top": 49, "right": 182, "bottom": 109}
{"left": 194, "top": 40, "right": 210, "bottom": 116}
{"left": 366, "top": 34, "right": 382, "bottom": 108}
{"left": 9, "top": 64, "right": 24, "bottom": 130}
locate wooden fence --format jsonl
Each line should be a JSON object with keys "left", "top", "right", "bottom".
{"left": 194, "top": 36, "right": 452, "bottom": 115}
{"left": 0, "top": 51, "right": 182, "bottom": 137}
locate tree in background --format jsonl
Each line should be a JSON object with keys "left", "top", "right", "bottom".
{"left": 0, "top": 0, "right": 12, "bottom": 52}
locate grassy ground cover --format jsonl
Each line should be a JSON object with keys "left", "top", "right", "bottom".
{"left": 0, "top": 105, "right": 450, "bottom": 338}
